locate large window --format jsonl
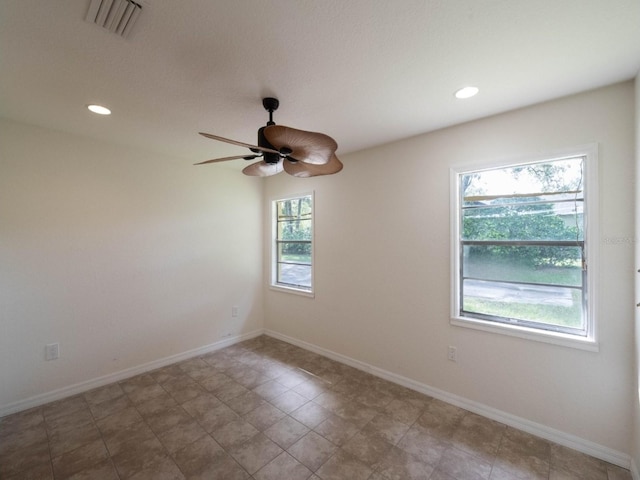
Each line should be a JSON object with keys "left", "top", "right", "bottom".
{"left": 451, "top": 147, "right": 598, "bottom": 348}
{"left": 272, "top": 193, "right": 314, "bottom": 294}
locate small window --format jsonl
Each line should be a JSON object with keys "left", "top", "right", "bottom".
{"left": 271, "top": 193, "right": 314, "bottom": 294}
{"left": 451, "top": 146, "right": 598, "bottom": 349}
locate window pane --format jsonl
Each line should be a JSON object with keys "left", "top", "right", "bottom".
{"left": 455, "top": 153, "right": 592, "bottom": 339}
{"left": 462, "top": 244, "right": 582, "bottom": 286}
{"left": 462, "top": 278, "right": 584, "bottom": 332}
{"left": 278, "top": 219, "right": 312, "bottom": 241}
{"left": 273, "top": 194, "right": 313, "bottom": 292}
{"left": 278, "top": 241, "right": 311, "bottom": 265}
{"left": 462, "top": 157, "right": 584, "bottom": 202}
{"left": 278, "top": 263, "right": 312, "bottom": 288}
{"left": 277, "top": 197, "right": 312, "bottom": 221}
{"left": 462, "top": 201, "right": 583, "bottom": 241}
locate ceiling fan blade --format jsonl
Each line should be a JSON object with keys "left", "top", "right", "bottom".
{"left": 242, "top": 160, "right": 284, "bottom": 177}
{"left": 194, "top": 154, "right": 259, "bottom": 165}
{"left": 263, "top": 125, "right": 337, "bottom": 165}
{"left": 283, "top": 154, "right": 344, "bottom": 177}
{"left": 199, "top": 132, "right": 280, "bottom": 155}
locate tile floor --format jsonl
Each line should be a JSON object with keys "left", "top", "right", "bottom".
{"left": 0, "top": 335, "right": 632, "bottom": 480}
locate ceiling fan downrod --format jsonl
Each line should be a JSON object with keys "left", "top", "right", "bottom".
{"left": 259, "top": 97, "right": 281, "bottom": 163}
{"left": 262, "top": 97, "right": 279, "bottom": 126}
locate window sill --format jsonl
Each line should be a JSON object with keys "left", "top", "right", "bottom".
{"left": 450, "top": 316, "right": 598, "bottom": 352}
{"left": 270, "top": 284, "right": 315, "bottom": 298}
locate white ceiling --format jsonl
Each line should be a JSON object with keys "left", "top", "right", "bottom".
{"left": 1, "top": 0, "right": 639, "bottom": 168}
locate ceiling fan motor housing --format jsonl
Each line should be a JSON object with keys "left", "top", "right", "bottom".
{"left": 258, "top": 126, "right": 280, "bottom": 164}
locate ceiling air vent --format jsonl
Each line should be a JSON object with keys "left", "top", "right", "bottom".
{"left": 85, "top": 0, "right": 142, "bottom": 38}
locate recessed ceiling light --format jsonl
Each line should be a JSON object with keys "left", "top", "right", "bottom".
{"left": 454, "top": 86, "right": 479, "bottom": 99}
{"left": 87, "top": 104, "right": 111, "bottom": 115}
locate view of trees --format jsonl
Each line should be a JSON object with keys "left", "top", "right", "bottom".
{"left": 460, "top": 158, "right": 586, "bottom": 330}
{"left": 461, "top": 159, "right": 584, "bottom": 268}
{"left": 277, "top": 196, "right": 312, "bottom": 260}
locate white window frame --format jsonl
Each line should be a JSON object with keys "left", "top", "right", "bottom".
{"left": 270, "top": 191, "right": 315, "bottom": 297}
{"left": 450, "top": 145, "right": 599, "bottom": 351}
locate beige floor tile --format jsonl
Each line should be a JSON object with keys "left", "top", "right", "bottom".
{"left": 110, "top": 438, "right": 166, "bottom": 479}
{"left": 125, "top": 383, "right": 167, "bottom": 405}
{"left": 314, "top": 414, "right": 360, "bottom": 446}
{"left": 315, "top": 450, "right": 372, "bottom": 480}
{"left": 397, "top": 425, "right": 447, "bottom": 467}
{"left": 0, "top": 438, "right": 50, "bottom": 478}
{"left": 360, "top": 412, "right": 411, "bottom": 445}
{"left": 215, "top": 380, "right": 250, "bottom": 403}
{"left": 197, "top": 371, "right": 234, "bottom": 393}
{"left": 252, "top": 379, "right": 291, "bottom": 401}
{"left": 180, "top": 392, "right": 222, "bottom": 417}
{"left": 119, "top": 374, "right": 157, "bottom": 394}
{"left": 243, "top": 402, "right": 286, "bottom": 431}
{"left": 65, "top": 459, "right": 119, "bottom": 480}
{"left": 331, "top": 400, "right": 378, "bottom": 428}
{"left": 126, "top": 453, "right": 185, "bottom": 480}
{"left": 228, "top": 432, "right": 283, "bottom": 474}
{"left": 607, "top": 464, "right": 634, "bottom": 480}
{"left": 437, "top": 446, "right": 493, "bottom": 480}
{"left": 96, "top": 406, "right": 144, "bottom": 436}
{"left": 253, "top": 451, "right": 312, "bottom": 480}
{"left": 263, "top": 415, "right": 310, "bottom": 449}
{"left": 550, "top": 444, "right": 609, "bottom": 480}
{"left": 43, "top": 395, "right": 89, "bottom": 423}
{"left": 48, "top": 420, "right": 102, "bottom": 457}
{"left": 4, "top": 460, "right": 54, "bottom": 480}
{"left": 269, "top": 390, "right": 309, "bottom": 414}
{"left": 51, "top": 438, "right": 110, "bottom": 479}
{"left": 44, "top": 407, "right": 94, "bottom": 432}
{"left": 134, "top": 391, "right": 178, "bottom": 418}
{"left": 83, "top": 384, "right": 125, "bottom": 406}
{"left": 157, "top": 417, "right": 207, "bottom": 454}
{"left": 88, "top": 394, "right": 132, "bottom": 420}
{"left": 414, "top": 399, "right": 466, "bottom": 440}
{"left": 145, "top": 405, "right": 193, "bottom": 435}
{"left": 0, "top": 424, "right": 48, "bottom": 455}
{"left": 341, "top": 431, "right": 393, "bottom": 468}
{"left": 383, "top": 398, "right": 423, "bottom": 425}
{"left": 375, "top": 445, "right": 436, "bottom": 480}
{"left": 287, "top": 431, "right": 337, "bottom": 471}
{"left": 0, "top": 408, "right": 44, "bottom": 435}
{"left": 102, "top": 421, "right": 157, "bottom": 457}
{"left": 292, "top": 378, "right": 331, "bottom": 400}
{"left": 162, "top": 376, "right": 207, "bottom": 404}
{"left": 0, "top": 335, "right": 632, "bottom": 480}
{"left": 227, "top": 390, "right": 267, "bottom": 415}
{"left": 451, "top": 412, "right": 506, "bottom": 460}
{"left": 210, "top": 418, "right": 259, "bottom": 449}
{"left": 290, "top": 401, "right": 332, "bottom": 429}
{"left": 192, "top": 401, "right": 240, "bottom": 433}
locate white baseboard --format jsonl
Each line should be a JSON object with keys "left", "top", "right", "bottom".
{"left": 0, "top": 330, "right": 263, "bottom": 418}
{"left": 264, "top": 329, "right": 631, "bottom": 469}
{"left": 3, "top": 327, "right": 631, "bottom": 470}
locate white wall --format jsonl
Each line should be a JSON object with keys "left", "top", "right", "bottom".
{"left": 632, "top": 74, "right": 640, "bottom": 478}
{"left": 264, "top": 82, "right": 635, "bottom": 457}
{"left": 0, "top": 119, "right": 264, "bottom": 410}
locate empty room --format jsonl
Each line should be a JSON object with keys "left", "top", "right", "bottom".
{"left": 1, "top": 1, "right": 640, "bottom": 479}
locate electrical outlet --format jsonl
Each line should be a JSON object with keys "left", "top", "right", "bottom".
{"left": 447, "top": 346, "right": 457, "bottom": 362}
{"left": 45, "top": 343, "right": 59, "bottom": 361}
{"left": 231, "top": 306, "right": 239, "bottom": 317}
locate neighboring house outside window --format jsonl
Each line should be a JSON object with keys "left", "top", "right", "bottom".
{"left": 271, "top": 192, "right": 314, "bottom": 295}
{"left": 450, "top": 146, "right": 598, "bottom": 350}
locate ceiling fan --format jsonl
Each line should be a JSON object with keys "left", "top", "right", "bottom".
{"left": 195, "top": 98, "right": 343, "bottom": 177}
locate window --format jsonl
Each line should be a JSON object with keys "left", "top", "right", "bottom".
{"left": 451, "top": 146, "right": 598, "bottom": 349}
{"left": 272, "top": 193, "right": 314, "bottom": 294}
